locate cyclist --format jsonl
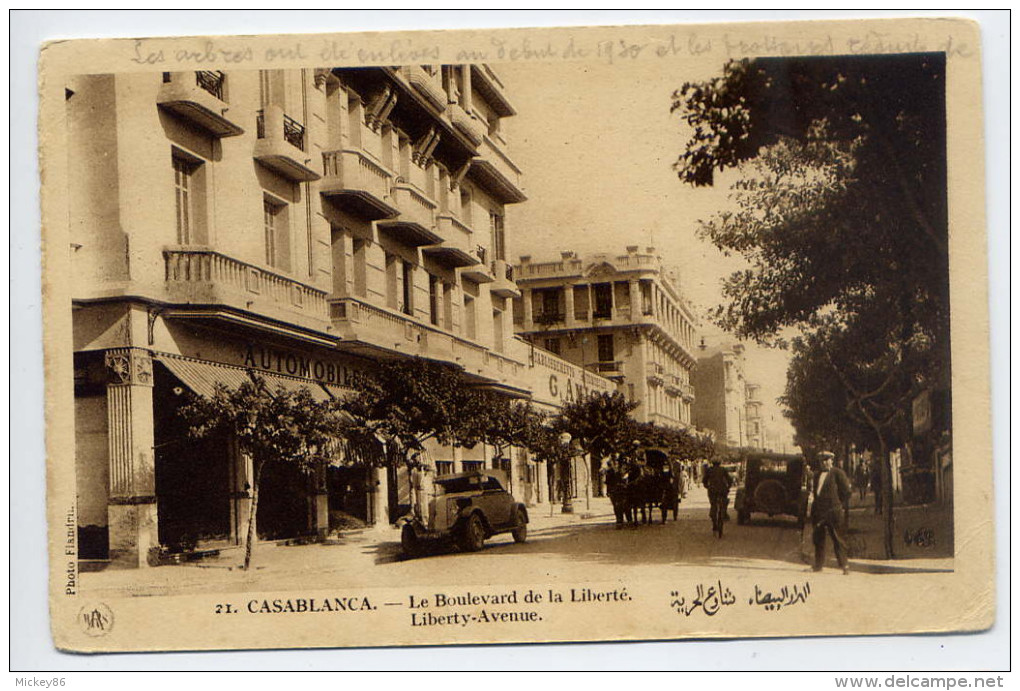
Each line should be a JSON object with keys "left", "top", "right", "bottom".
{"left": 703, "top": 459, "right": 733, "bottom": 538}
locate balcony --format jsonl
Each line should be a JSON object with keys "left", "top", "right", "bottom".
{"left": 533, "top": 311, "right": 565, "bottom": 327}
{"left": 450, "top": 103, "right": 484, "bottom": 145}
{"left": 426, "top": 214, "right": 479, "bottom": 269}
{"left": 157, "top": 71, "right": 244, "bottom": 137}
{"left": 329, "top": 297, "right": 523, "bottom": 387}
{"left": 490, "top": 259, "right": 520, "bottom": 298}
{"left": 681, "top": 383, "right": 696, "bottom": 401}
{"left": 461, "top": 245, "right": 493, "bottom": 283}
{"left": 470, "top": 65, "right": 515, "bottom": 117}
{"left": 404, "top": 65, "right": 446, "bottom": 112}
{"left": 377, "top": 183, "right": 441, "bottom": 247}
{"left": 253, "top": 105, "right": 320, "bottom": 182}
{"left": 646, "top": 363, "right": 665, "bottom": 387}
{"left": 163, "top": 248, "right": 330, "bottom": 332}
{"left": 586, "top": 361, "right": 623, "bottom": 374}
{"left": 469, "top": 136, "right": 526, "bottom": 203}
{"left": 320, "top": 149, "right": 398, "bottom": 221}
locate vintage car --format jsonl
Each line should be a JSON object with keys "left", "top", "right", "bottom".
{"left": 399, "top": 470, "right": 529, "bottom": 557}
{"left": 734, "top": 455, "right": 809, "bottom": 527}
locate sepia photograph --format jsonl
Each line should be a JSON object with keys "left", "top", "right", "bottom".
{"left": 31, "top": 14, "right": 997, "bottom": 660}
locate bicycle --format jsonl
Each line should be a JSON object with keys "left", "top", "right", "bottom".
{"left": 709, "top": 494, "right": 729, "bottom": 538}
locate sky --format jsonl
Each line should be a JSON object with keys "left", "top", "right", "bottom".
{"left": 499, "top": 58, "right": 796, "bottom": 448}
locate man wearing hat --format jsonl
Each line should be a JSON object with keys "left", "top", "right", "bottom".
{"left": 811, "top": 450, "right": 852, "bottom": 574}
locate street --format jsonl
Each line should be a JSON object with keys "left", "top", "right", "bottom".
{"left": 80, "top": 486, "right": 855, "bottom": 600}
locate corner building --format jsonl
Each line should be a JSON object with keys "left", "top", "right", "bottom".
{"left": 512, "top": 247, "right": 700, "bottom": 430}
{"left": 66, "top": 64, "right": 611, "bottom": 567}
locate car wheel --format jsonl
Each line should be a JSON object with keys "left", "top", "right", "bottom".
{"left": 458, "top": 514, "right": 486, "bottom": 552}
{"left": 401, "top": 524, "right": 422, "bottom": 558}
{"left": 511, "top": 509, "right": 528, "bottom": 544}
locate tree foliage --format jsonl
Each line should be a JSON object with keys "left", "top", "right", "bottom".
{"left": 673, "top": 53, "right": 948, "bottom": 359}
{"left": 555, "top": 391, "right": 639, "bottom": 463}
{"left": 342, "top": 358, "right": 491, "bottom": 467}
{"left": 675, "top": 54, "right": 951, "bottom": 557}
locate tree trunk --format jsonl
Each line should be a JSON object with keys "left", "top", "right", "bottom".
{"left": 879, "top": 442, "right": 895, "bottom": 559}
{"left": 243, "top": 458, "right": 267, "bottom": 571}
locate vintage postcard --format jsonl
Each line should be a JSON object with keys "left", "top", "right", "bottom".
{"left": 40, "top": 17, "right": 993, "bottom": 653}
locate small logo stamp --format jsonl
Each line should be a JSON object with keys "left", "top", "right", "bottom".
{"left": 78, "top": 603, "right": 114, "bottom": 637}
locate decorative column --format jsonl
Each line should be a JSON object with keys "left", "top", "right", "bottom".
{"left": 522, "top": 288, "right": 533, "bottom": 330}
{"left": 564, "top": 285, "right": 576, "bottom": 327}
{"left": 104, "top": 348, "right": 158, "bottom": 568}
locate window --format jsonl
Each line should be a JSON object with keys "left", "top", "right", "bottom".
{"left": 352, "top": 238, "right": 368, "bottom": 297}
{"left": 429, "top": 274, "right": 441, "bottom": 326}
{"left": 435, "top": 461, "right": 454, "bottom": 477}
{"left": 489, "top": 211, "right": 505, "bottom": 261}
{"left": 541, "top": 289, "right": 560, "bottom": 318}
{"left": 460, "top": 189, "right": 472, "bottom": 224}
{"left": 172, "top": 152, "right": 208, "bottom": 246}
{"left": 263, "top": 198, "right": 289, "bottom": 271}
{"left": 593, "top": 283, "right": 613, "bottom": 319}
{"left": 173, "top": 157, "right": 195, "bottom": 244}
{"left": 462, "top": 460, "right": 483, "bottom": 473}
{"left": 543, "top": 338, "right": 561, "bottom": 355}
{"left": 492, "top": 309, "right": 504, "bottom": 352}
{"left": 464, "top": 295, "right": 476, "bottom": 339}
{"left": 597, "top": 334, "right": 615, "bottom": 363}
{"left": 401, "top": 260, "right": 414, "bottom": 316}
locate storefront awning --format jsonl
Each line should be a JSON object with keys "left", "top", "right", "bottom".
{"left": 156, "top": 354, "right": 253, "bottom": 398}
{"left": 255, "top": 372, "right": 330, "bottom": 402}
{"left": 156, "top": 353, "right": 332, "bottom": 402}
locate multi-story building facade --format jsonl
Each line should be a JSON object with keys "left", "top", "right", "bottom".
{"left": 691, "top": 341, "right": 770, "bottom": 450}
{"left": 512, "top": 247, "right": 700, "bottom": 430}
{"left": 744, "top": 382, "right": 766, "bottom": 450}
{"left": 65, "top": 64, "right": 612, "bottom": 567}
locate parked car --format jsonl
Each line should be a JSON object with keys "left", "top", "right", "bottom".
{"left": 399, "top": 470, "right": 529, "bottom": 557}
{"left": 735, "top": 455, "right": 809, "bottom": 528}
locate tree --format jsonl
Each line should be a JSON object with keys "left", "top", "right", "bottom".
{"left": 674, "top": 54, "right": 951, "bottom": 557}
{"left": 556, "top": 391, "right": 639, "bottom": 496}
{"left": 475, "top": 396, "right": 543, "bottom": 467}
{"left": 631, "top": 420, "right": 715, "bottom": 462}
{"left": 343, "top": 357, "right": 490, "bottom": 468}
{"left": 179, "top": 376, "right": 347, "bottom": 570}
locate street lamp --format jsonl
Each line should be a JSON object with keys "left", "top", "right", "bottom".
{"left": 559, "top": 432, "right": 574, "bottom": 514}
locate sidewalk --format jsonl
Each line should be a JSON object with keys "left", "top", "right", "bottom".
{"left": 799, "top": 493, "right": 954, "bottom": 573}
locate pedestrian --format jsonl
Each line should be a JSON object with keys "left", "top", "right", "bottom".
{"left": 854, "top": 462, "right": 868, "bottom": 503}
{"left": 703, "top": 459, "right": 733, "bottom": 538}
{"left": 810, "top": 450, "right": 852, "bottom": 574}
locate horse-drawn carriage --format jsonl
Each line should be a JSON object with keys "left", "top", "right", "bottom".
{"left": 604, "top": 447, "right": 686, "bottom": 527}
